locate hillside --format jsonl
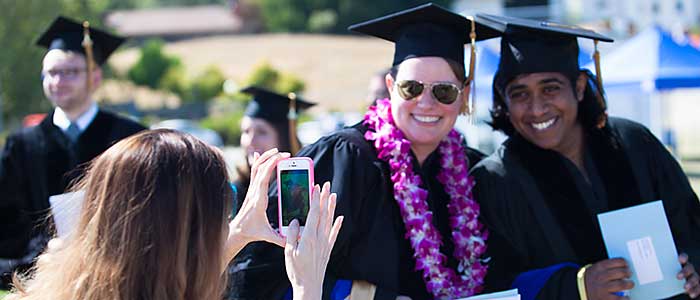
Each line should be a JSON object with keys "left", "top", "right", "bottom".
{"left": 109, "top": 33, "right": 394, "bottom": 113}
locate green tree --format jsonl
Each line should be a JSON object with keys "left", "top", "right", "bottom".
{"left": 186, "top": 65, "right": 226, "bottom": 102}
{"left": 251, "top": 0, "right": 454, "bottom": 34}
{"left": 127, "top": 39, "right": 181, "bottom": 89}
{"left": 244, "top": 61, "right": 304, "bottom": 94}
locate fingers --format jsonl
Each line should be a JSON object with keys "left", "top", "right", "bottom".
{"left": 686, "top": 272, "right": 700, "bottom": 298}
{"left": 285, "top": 219, "right": 300, "bottom": 255}
{"left": 681, "top": 253, "right": 690, "bottom": 265}
{"left": 247, "top": 150, "right": 289, "bottom": 208}
{"left": 681, "top": 263, "right": 697, "bottom": 279}
{"left": 598, "top": 258, "right": 629, "bottom": 269}
{"left": 600, "top": 267, "right": 633, "bottom": 282}
{"left": 603, "top": 279, "right": 634, "bottom": 292}
{"left": 305, "top": 184, "right": 322, "bottom": 238}
{"left": 328, "top": 216, "right": 343, "bottom": 249}
{"left": 249, "top": 150, "right": 265, "bottom": 180}
{"left": 676, "top": 256, "right": 700, "bottom": 298}
{"left": 318, "top": 182, "right": 331, "bottom": 237}
{"left": 324, "top": 191, "right": 337, "bottom": 239}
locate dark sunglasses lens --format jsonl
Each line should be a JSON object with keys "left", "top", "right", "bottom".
{"left": 432, "top": 84, "right": 460, "bottom": 104}
{"left": 397, "top": 80, "right": 424, "bottom": 100}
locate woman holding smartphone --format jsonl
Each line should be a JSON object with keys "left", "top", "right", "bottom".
{"left": 234, "top": 3, "right": 499, "bottom": 299}
{"left": 7, "top": 130, "right": 342, "bottom": 300}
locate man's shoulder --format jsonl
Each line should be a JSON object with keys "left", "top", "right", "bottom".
{"left": 96, "top": 109, "right": 146, "bottom": 133}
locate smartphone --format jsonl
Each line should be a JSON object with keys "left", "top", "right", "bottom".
{"left": 277, "top": 157, "right": 314, "bottom": 237}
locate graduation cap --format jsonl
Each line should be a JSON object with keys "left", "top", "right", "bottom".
{"left": 475, "top": 14, "right": 613, "bottom": 95}
{"left": 349, "top": 3, "right": 500, "bottom": 116}
{"left": 349, "top": 3, "right": 500, "bottom": 70}
{"left": 36, "top": 16, "right": 125, "bottom": 66}
{"left": 241, "top": 86, "right": 316, "bottom": 154}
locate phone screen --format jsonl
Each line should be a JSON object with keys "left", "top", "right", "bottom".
{"left": 280, "top": 169, "right": 310, "bottom": 226}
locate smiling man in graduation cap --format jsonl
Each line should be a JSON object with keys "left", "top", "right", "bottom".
{"left": 233, "top": 3, "right": 501, "bottom": 300}
{"left": 470, "top": 14, "right": 700, "bottom": 300}
{"left": 0, "top": 16, "right": 145, "bottom": 287}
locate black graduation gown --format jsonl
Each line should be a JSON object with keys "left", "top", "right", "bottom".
{"left": 472, "top": 118, "right": 700, "bottom": 299}
{"left": 227, "top": 123, "right": 484, "bottom": 300}
{"left": 0, "top": 109, "right": 145, "bottom": 281}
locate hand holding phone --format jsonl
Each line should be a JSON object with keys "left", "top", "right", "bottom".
{"left": 277, "top": 157, "right": 314, "bottom": 237}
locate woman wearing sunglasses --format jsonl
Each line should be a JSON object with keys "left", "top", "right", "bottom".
{"left": 232, "top": 3, "right": 499, "bottom": 300}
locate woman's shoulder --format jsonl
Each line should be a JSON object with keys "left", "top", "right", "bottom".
{"left": 298, "top": 122, "right": 377, "bottom": 159}
{"left": 464, "top": 145, "right": 486, "bottom": 168}
{"left": 471, "top": 144, "right": 511, "bottom": 179}
{"left": 606, "top": 117, "right": 659, "bottom": 146}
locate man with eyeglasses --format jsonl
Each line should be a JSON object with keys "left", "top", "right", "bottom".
{"left": 0, "top": 16, "right": 144, "bottom": 288}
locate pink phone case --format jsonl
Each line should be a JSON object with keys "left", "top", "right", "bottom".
{"left": 277, "top": 157, "right": 314, "bottom": 236}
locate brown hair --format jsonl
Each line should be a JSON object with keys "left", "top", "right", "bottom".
{"left": 9, "top": 129, "right": 232, "bottom": 300}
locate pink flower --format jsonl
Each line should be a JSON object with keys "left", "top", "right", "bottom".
{"left": 363, "top": 99, "right": 488, "bottom": 299}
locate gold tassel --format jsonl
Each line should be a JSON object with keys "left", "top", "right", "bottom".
{"left": 465, "top": 16, "right": 477, "bottom": 124}
{"left": 593, "top": 40, "right": 603, "bottom": 92}
{"left": 287, "top": 92, "right": 300, "bottom": 155}
{"left": 81, "top": 21, "right": 95, "bottom": 93}
{"left": 593, "top": 40, "right": 608, "bottom": 128}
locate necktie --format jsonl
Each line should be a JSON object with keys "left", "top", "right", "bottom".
{"left": 65, "top": 122, "right": 81, "bottom": 142}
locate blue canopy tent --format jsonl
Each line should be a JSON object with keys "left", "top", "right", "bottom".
{"left": 585, "top": 25, "right": 700, "bottom": 145}
{"left": 594, "top": 25, "right": 700, "bottom": 89}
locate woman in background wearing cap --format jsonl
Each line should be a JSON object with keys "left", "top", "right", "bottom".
{"left": 233, "top": 3, "right": 499, "bottom": 300}
{"left": 470, "top": 14, "right": 700, "bottom": 300}
{"left": 232, "top": 86, "right": 315, "bottom": 207}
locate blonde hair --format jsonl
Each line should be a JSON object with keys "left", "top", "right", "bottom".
{"left": 9, "top": 129, "right": 232, "bottom": 300}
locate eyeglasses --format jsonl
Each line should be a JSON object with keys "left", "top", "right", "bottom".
{"left": 42, "top": 68, "right": 85, "bottom": 80}
{"left": 395, "top": 80, "right": 463, "bottom": 104}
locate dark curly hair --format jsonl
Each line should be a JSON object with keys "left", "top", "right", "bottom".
{"left": 488, "top": 69, "right": 608, "bottom": 137}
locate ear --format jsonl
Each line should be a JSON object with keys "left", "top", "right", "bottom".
{"left": 91, "top": 67, "right": 103, "bottom": 92}
{"left": 575, "top": 72, "right": 586, "bottom": 102}
{"left": 385, "top": 73, "right": 394, "bottom": 94}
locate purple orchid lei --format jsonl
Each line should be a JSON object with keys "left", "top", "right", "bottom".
{"left": 363, "top": 98, "right": 488, "bottom": 299}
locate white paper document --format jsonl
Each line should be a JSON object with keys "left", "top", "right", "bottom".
{"left": 49, "top": 190, "right": 85, "bottom": 238}
{"left": 458, "top": 288, "right": 520, "bottom": 300}
{"left": 626, "top": 236, "right": 664, "bottom": 285}
{"left": 597, "top": 200, "right": 684, "bottom": 300}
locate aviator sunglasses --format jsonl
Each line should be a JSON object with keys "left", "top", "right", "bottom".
{"left": 395, "top": 80, "right": 463, "bottom": 104}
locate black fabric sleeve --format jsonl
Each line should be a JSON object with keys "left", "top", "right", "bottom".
{"left": 0, "top": 134, "right": 32, "bottom": 258}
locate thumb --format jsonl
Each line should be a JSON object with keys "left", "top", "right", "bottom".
{"left": 285, "top": 219, "right": 300, "bottom": 254}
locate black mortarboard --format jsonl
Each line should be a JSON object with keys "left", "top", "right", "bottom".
{"left": 241, "top": 86, "right": 315, "bottom": 123}
{"left": 348, "top": 3, "right": 500, "bottom": 70}
{"left": 475, "top": 14, "right": 613, "bottom": 93}
{"left": 36, "top": 16, "right": 125, "bottom": 66}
